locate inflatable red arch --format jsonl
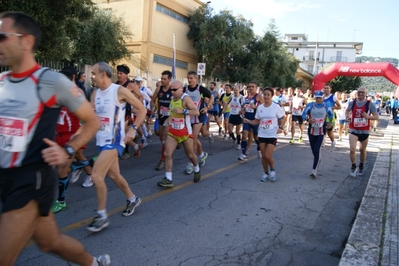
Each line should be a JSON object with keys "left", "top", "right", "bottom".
{"left": 312, "top": 62, "right": 399, "bottom": 97}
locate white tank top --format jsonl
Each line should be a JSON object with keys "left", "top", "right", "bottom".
{"left": 94, "top": 83, "right": 126, "bottom": 147}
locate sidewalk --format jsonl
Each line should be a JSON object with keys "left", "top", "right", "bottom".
{"left": 340, "top": 120, "right": 398, "bottom": 265}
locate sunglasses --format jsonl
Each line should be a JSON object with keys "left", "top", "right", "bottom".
{"left": 0, "top": 32, "right": 23, "bottom": 42}
{"left": 170, "top": 87, "right": 180, "bottom": 91}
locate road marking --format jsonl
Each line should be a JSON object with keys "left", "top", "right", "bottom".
{"left": 25, "top": 143, "right": 288, "bottom": 247}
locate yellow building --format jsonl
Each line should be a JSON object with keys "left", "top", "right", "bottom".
{"left": 94, "top": 0, "right": 205, "bottom": 88}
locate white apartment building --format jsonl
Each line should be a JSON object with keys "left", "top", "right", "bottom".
{"left": 283, "top": 34, "right": 363, "bottom": 75}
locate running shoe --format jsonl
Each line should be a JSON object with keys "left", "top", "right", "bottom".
{"left": 96, "top": 254, "right": 111, "bottom": 266}
{"left": 155, "top": 160, "right": 165, "bottom": 171}
{"left": 185, "top": 163, "right": 193, "bottom": 174}
{"left": 338, "top": 137, "right": 342, "bottom": 142}
{"left": 358, "top": 165, "right": 364, "bottom": 176}
{"left": 86, "top": 215, "right": 110, "bottom": 232}
{"left": 70, "top": 168, "right": 83, "bottom": 184}
{"left": 269, "top": 170, "right": 277, "bottom": 181}
{"left": 193, "top": 170, "right": 201, "bottom": 183}
{"left": 82, "top": 176, "right": 94, "bottom": 188}
{"left": 157, "top": 177, "right": 173, "bottom": 188}
{"left": 51, "top": 200, "right": 67, "bottom": 213}
{"left": 260, "top": 173, "right": 268, "bottom": 182}
{"left": 218, "top": 127, "right": 222, "bottom": 136}
{"left": 238, "top": 154, "right": 247, "bottom": 161}
{"left": 199, "top": 152, "right": 208, "bottom": 167}
{"left": 299, "top": 136, "right": 303, "bottom": 143}
{"left": 310, "top": 169, "right": 317, "bottom": 178}
{"left": 209, "top": 133, "right": 214, "bottom": 144}
{"left": 122, "top": 197, "right": 141, "bottom": 217}
{"left": 257, "top": 150, "right": 262, "bottom": 158}
{"left": 236, "top": 144, "right": 241, "bottom": 150}
{"left": 289, "top": 138, "right": 295, "bottom": 144}
{"left": 350, "top": 166, "right": 357, "bottom": 177}
{"left": 141, "top": 139, "right": 148, "bottom": 148}
{"left": 331, "top": 140, "right": 336, "bottom": 151}
{"left": 134, "top": 143, "right": 143, "bottom": 158}
{"left": 223, "top": 134, "right": 228, "bottom": 140}
{"left": 120, "top": 151, "right": 130, "bottom": 160}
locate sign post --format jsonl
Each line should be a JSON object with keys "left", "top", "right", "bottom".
{"left": 197, "top": 63, "right": 206, "bottom": 84}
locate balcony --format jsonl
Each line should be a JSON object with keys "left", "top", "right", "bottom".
{"left": 303, "top": 56, "right": 319, "bottom": 62}
{"left": 330, "top": 56, "right": 348, "bottom": 62}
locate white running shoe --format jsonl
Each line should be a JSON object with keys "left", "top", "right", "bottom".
{"left": 238, "top": 154, "right": 247, "bottom": 161}
{"left": 260, "top": 173, "right": 268, "bottom": 182}
{"left": 310, "top": 169, "right": 317, "bottom": 178}
{"left": 269, "top": 170, "right": 277, "bottom": 181}
{"left": 236, "top": 144, "right": 241, "bottom": 150}
{"left": 257, "top": 150, "right": 262, "bottom": 158}
{"left": 96, "top": 254, "right": 111, "bottom": 266}
{"left": 185, "top": 163, "right": 193, "bottom": 174}
{"left": 70, "top": 168, "right": 83, "bottom": 184}
{"left": 82, "top": 176, "right": 94, "bottom": 188}
{"left": 331, "top": 140, "right": 336, "bottom": 151}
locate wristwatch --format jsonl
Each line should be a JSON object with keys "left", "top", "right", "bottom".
{"left": 64, "top": 144, "right": 75, "bottom": 159}
{"left": 131, "top": 124, "right": 138, "bottom": 130}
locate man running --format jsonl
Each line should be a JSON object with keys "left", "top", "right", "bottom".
{"left": 207, "top": 81, "right": 222, "bottom": 136}
{"left": 157, "top": 80, "right": 201, "bottom": 188}
{"left": 289, "top": 87, "right": 306, "bottom": 143}
{"left": 323, "top": 83, "right": 341, "bottom": 150}
{"left": 86, "top": 62, "right": 146, "bottom": 233}
{"left": 0, "top": 11, "right": 110, "bottom": 265}
{"left": 151, "top": 70, "right": 173, "bottom": 171}
{"left": 345, "top": 87, "right": 378, "bottom": 177}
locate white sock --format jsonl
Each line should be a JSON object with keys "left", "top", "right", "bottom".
{"left": 193, "top": 165, "right": 200, "bottom": 172}
{"left": 128, "top": 196, "right": 136, "bottom": 203}
{"left": 133, "top": 144, "right": 139, "bottom": 151}
{"left": 165, "top": 172, "right": 172, "bottom": 181}
{"left": 142, "top": 126, "right": 148, "bottom": 138}
{"left": 199, "top": 152, "right": 204, "bottom": 158}
{"left": 97, "top": 209, "right": 107, "bottom": 219}
{"left": 91, "top": 257, "right": 99, "bottom": 266}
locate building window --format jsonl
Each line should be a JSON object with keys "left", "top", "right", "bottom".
{"left": 291, "top": 37, "right": 298, "bottom": 40}
{"left": 156, "top": 3, "right": 188, "bottom": 24}
{"left": 153, "top": 55, "right": 188, "bottom": 70}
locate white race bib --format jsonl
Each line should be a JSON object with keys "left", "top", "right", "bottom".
{"left": 313, "top": 118, "right": 324, "bottom": 128}
{"left": 354, "top": 118, "right": 368, "bottom": 127}
{"left": 160, "top": 106, "right": 170, "bottom": 116}
{"left": 99, "top": 116, "right": 111, "bottom": 132}
{"left": 170, "top": 118, "right": 184, "bottom": 130}
{"left": 260, "top": 119, "right": 272, "bottom": 130}
{"left": 0, "top": 116, "right": 28, "bottom": 152}
{"left": 57, "top": 110, "right": 66, "bottom": 125}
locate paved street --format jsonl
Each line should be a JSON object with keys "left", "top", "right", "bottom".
{"left": 15, "top": 116, "right": 388, "bottom": 266}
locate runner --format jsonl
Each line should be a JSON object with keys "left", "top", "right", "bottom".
{"left": 151, "top": 70, "right": 173, "bottom": 171}
{"left": 0, "top": 11, "right": 110, "bottom": 265}
{"left": 289, "top": 87, "right": 306, "bottom": 143}
{"left": 86, "top": 62, "right": 146, "bottom": 233}
{"left": 337, "top": 92, "right": 349, "bottom": 141}
{"left": 220, "top": 84, "right": 232, "bottom": 140}
{"left": 157, "top": 80, "right": 201, "bottom": 188}
{"left": 184, "top": 71, "right": 212, "bottom": 174}
{"left": 323, "top": 83, "right": 341, "bottom": 150}
{"left": 243, "top": 87, "right": 285, "bottom": 181}
{"left": 228, "top": 85, "right": 244, "bottom": 150}
{"left": 302, "top": 91, "right": 334, "bottom": 178}
{"left": 238, "top": 81, "right": 263, "bottom": 161}
{"left": 207, "top": 82, "right": 223, "bottom": 136}
{"left": 345, "top": 87, "right": 379, "bottom": 177}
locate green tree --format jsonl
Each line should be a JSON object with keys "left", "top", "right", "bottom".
{"left": 0, "top": 0, "right": 95, "bottom": 60}
{"left": 329, "top": 76, "right": 362, "bottom": 92}
{"left": 73, "top": 9, "right": 133, "bottom": 65}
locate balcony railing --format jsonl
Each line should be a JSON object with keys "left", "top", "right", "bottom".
{"left": 330, "top": 56, "right": 348, "bottom": 62}
{"left": 303, "top": 56, "right": 319, "bottom": 61}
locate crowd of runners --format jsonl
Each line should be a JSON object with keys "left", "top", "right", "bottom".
{"left": 0, "top": 11, "right": 380, "bottom": 266}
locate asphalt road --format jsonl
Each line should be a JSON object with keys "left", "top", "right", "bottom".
{"left": 15, "top": 116, "right": 388, "bottom": 266}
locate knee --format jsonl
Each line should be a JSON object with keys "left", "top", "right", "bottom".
{"left": 163, "top": 148, "right": 173, "bottom": 158}
{"left": 37, "top": 237, "right": 62, "bottom": 253}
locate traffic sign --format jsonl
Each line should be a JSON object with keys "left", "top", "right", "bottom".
{"left": 197, "top": 63, "right": 206, "bottom": 75}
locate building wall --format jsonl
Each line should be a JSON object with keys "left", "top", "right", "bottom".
{"left": 94, "top": 0, "right": 203, "bottom": 88}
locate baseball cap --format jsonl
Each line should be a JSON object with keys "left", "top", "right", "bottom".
{"left": 134, "top": 76, "right": 143, "bottom": 82}
{"left": 314, "top": 90, "right": 324, "bottom": 98}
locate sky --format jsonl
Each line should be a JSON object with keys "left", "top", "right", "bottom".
{"left": 207, "top": 0, "right": 399, "bottom": 59}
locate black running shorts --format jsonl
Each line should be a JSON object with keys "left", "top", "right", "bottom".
{"left": 0, "top": 161, "right": 56, "bottom": 216}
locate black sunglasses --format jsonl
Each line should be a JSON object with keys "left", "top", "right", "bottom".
{"left": 170, "top": 87, "right": 180, "bottom": 91}
{"left": 0, "top": 32, "right": 23, "bottom": 42}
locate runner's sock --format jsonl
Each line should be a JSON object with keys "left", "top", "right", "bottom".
{"left": 241, "top": 141, "right": 248, "bottom": 155}
{"left": 58, "top": 176, "right": 69, "bottom": 202}
{"left": 229, "top": 133, "right": 236, "bottom": 140}
{"left": 97, "top": 209, "right": 107, "bottom": 219}
{"left": 193, "top": 165, "right": 200, "bottom": 172}
{"left": 165, "top": 172, "right": 172, "bottom": 181}
{"left": 237, "top": 134, "right": 241, "bottom": 145}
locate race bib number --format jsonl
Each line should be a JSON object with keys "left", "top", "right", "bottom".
{"left": 313, "top": 118, "right": 324, "bottom": 128}
{"left": 160, "top": 106, "right": 170, "bottom": 116}
{"left": 99, "top": 116, "right": 111, "bottom": 132}
{"left": 292, "top": 107, "right": 301, "bottom": 116}
{"left": 170, "top": 118, "right": 184, "bottom": 130}
{"left": 193, "top": 101, "right": 199, "bottom": 108}
{"left": 57, "top": 110, "right": 66, "bottom": 125}
{"left": 245, "top": 104, "right": 254, "bottom": 113}
{"left": 230, "top": 102, "right": 240, "bottom": 114}
{"left": 260, "top": 119, "right": 272, "bottom": 130}
{"left": 354, "top": 118, "right": 368, "bottom": 127}
{"left": 0, "top": 116, "right": 28, "bottom": 152}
